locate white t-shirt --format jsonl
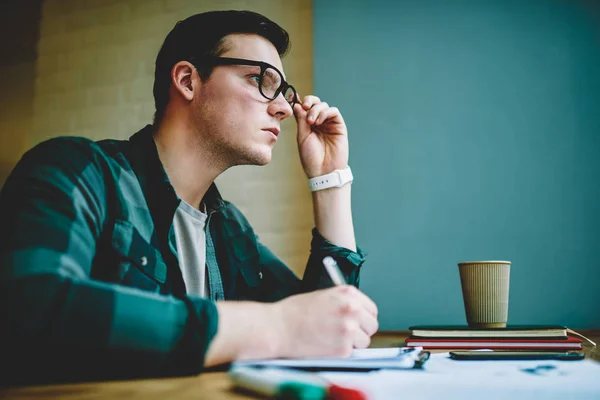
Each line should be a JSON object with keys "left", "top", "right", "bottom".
{"left": 172, "top": 200, "right": 209, "bottom": 298}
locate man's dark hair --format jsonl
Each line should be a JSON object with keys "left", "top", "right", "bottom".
{"left": 152, "top": 10, "right": 291, "bottom": 123}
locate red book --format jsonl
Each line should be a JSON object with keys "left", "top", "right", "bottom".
{"left": 405, "top": 335, "right": 582, "bottom": 350}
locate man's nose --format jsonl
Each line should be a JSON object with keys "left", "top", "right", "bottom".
{"left": 268, "top": 93, "right": 293, "bottom": 120}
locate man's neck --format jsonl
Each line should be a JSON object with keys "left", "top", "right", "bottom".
{"left": 152, "top": 118, "right": 224, "bottom": 210}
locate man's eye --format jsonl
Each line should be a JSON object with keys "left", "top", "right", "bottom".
{"left": 249, "top": 75, "right": 261, "bottom": 84}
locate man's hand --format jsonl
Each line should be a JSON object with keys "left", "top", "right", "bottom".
{"left": 294, "top": 96, "right": 349, "bottom": 178}
{"left": 204, "top": 286, "right": 378, "bottom": 366}
{"left": 273, "top": 285, "right": 379, "bottom": 358}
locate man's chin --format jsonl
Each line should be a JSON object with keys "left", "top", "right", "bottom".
{"left": 253, "top": 152, "right": 272, "bottom": 166}
{"left": 237, "top": 148, "right": 272, "bottom": 166}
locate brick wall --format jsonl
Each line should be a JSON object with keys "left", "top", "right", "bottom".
{"left": 26, "top": 0, "right": 314, "bottom": 276}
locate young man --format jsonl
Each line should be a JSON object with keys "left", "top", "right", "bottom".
{"left": 0, "top": 10, "right": 378, "bottom": 384}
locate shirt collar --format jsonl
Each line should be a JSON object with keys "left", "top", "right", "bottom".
{"left": 128, "top": 125, "right": 226, "bottom": 215}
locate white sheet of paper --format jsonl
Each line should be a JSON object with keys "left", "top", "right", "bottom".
{"left": 319, "top": 352, "right": 600, "bottom": 400}
{"left": 232, "top": 347, "right": 420, "bottom": 370}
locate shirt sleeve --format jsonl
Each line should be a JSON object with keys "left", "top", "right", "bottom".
{"left": 301, "top": 228, "right": 367, "bottom": 291}
{"left": 256, "top": 226, "right": 367, "bottom": 302}
{"left": 0, "top": 138, "right": 218, "bottom": 385}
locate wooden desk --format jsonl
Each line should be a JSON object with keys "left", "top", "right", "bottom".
{"left": 2, "top": 330, "right": 598, "bottom": 399}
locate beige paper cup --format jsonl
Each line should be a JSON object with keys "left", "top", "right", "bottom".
{"left": 458, "top": 261, "right": 511, "bottom": 328}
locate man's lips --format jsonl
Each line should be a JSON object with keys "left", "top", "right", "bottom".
{"left": 262, "top": 127, "right": 280, "bottom": 137}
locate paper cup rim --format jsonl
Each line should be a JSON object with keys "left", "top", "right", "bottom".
{"left": 458, "top": 260, "right": 511, "bottom": 265}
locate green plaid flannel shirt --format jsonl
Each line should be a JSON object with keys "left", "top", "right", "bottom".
{"left": 0, "top": 125, "right": 366, "bottom": 384}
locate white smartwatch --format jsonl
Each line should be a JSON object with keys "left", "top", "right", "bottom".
{"left": 308, "top": 166, "right": 353, "bottom": 192}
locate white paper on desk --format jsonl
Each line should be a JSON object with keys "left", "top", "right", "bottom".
{"left": 319, "top": 352, "right": 600, "bottom": 400}
{"left": 232, "top": 347, "right": 420, "bottom": 370}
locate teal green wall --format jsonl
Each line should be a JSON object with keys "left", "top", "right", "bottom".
{"left": 314, "top": 0, "right": 599, "bottom": 329}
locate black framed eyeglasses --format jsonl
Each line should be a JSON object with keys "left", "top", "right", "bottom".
{"left": 191, "top": 56, "right": 298, "bottom": 108}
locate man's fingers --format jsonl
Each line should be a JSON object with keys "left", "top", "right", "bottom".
{"left": 306, "top": 102, "right": 328, "bottom": 124}
{"left": 337, "top": 285, "right": 378, "bottom": 318}
{"left": 336, "top": 287, "right": 379, "bottom": 337}
{"left": 315, "top": 107, "right": 342, "bottom": 125}
{"left": 301, "top": 95, "right": 321, "bottom": 110}
{"left": 356, "top": 290, "right": 378, "bottom": 317}
{"left": 340, "top": 318, "right": 370, "bottom": 350}
{"left": 352, "top": 327, "right": 371, "bottom": 349}
{"left": 296, "top": 94, "right": 345, "bottom": 129}
{"left": 358, "top": 309, "right": 379, "bottom": 337}
{"left": 345, "top": 297, "right": 379, "bottom": 337}
{"left": 293, "top": 102, "right": 307, "bottom": 121}
{"left": 293, "top": 103, "right": 311, "bottom": 143}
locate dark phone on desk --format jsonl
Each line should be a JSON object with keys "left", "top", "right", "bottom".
{"left": 450, "top": 351, "right": 584, "bottom": 361}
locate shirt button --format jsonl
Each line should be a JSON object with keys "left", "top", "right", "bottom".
{"left": 140, "top": 256, "right": 148, "bottom": 266}
{"left": 258, "top": 271, "right": 263, "bottom": 280}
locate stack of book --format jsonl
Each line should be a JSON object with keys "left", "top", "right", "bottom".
{"left": 405, "top": 325, "right": 583, "bottom": 350}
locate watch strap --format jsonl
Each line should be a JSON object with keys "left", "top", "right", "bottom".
{"left": 308, "top": 166, "right": 353, "bottom": 192}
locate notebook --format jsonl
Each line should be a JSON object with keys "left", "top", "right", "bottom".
{"left": 408, "top": 325, "right": 568, "bottom": 339}
{"left": 232, "top": 347, "right": 429, "bottom": 371}
{"left": 318, "top": 352, "right": 600, "bottom": 400}
{"left": 405, "top": 335, "right": 582, "bottom": 350}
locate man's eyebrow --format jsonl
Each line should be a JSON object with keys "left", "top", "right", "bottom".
{"left": 240, "top": 64, "right": 261, "bottom": 71}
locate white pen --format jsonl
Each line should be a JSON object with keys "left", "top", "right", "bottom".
{"left": 322, "top": 256, "right": 346, "bottom": 286}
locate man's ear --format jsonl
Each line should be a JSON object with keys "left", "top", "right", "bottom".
{"left": 171, "top": 61, "right": 196, "bottom": 101}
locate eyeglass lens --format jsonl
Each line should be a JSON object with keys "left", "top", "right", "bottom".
{"left": 261, "top": 67, "right": 296, "bottom": 105}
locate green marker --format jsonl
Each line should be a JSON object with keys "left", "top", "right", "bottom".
{"left": 229, "top": 366, "right": 327, "bottom": 399}
{"left": 229, "top": 365, "right": 368, "bottom": 399}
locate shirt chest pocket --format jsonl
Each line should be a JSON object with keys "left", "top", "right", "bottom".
{"left": 229, "top": 233, "right": 263, "bottom": 300}
{"left": 111, "top": 220, "right": 167, "bottom": 292}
